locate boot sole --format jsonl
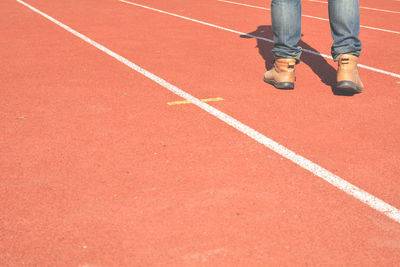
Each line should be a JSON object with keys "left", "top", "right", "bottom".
{"left": 336, "top": 80, "right": 363, "bottom": 94}
{"left": 264, "top": 77, "right": 294, "bottom": 90}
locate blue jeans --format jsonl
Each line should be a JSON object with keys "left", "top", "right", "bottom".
{"left": 271, "top": 0, "right": 362, "bottom": 61}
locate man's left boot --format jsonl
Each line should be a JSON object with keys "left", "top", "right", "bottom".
{"left": 336, "top": 54, "right": 364, "bottom": 93}
{"left": 264, "top": 58, "right": 296, "bottom": 89}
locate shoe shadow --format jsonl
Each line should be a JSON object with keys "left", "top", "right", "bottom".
{"left": 241, "top": 25, "right": 354, "bottom": 96}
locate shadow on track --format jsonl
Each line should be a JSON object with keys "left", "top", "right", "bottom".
{"left": 241, "top": 25, "right": 354, "bottom": 96}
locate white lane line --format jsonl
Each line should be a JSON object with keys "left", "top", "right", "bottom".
{"left": 308, "top": 0, "right": 400, "bottom": 14}
{"left": 16, "top": 0, "right": 400, "bottom": 224}
{"left": 217, "top": 0, "right": 400, "bottom": 35}
{"left": 218, "top": 0, "right": 269, "bottom": 10}
{"left": 118, "top": 0, "right": 400, "bottom": 78}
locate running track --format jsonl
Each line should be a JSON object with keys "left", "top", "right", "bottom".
{"left": 1, "top": 0, "right": 400, "bottom": 265}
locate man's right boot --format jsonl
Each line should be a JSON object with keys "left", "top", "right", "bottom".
{"left": 336, "top": 54, "right": 364, "bottom": 93}
{"left": 264, "top": 58, "right": 296, "bottom": 89}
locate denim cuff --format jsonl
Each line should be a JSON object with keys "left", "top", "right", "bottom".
{"left": 332, "top": 46, "right": 361, "bottom": 61}
{"left": 273, "top": 51, "right": 302, "bottom": 64}
{"left": 332, "top": 52, "right": 360, "bottom": 62}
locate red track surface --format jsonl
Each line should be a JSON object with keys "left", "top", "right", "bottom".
{"left": 1, "top": 0, "right": 400, "bottom": 265}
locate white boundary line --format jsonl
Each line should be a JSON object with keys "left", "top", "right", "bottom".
{"left": 118, "top": 0, "right": 400, "bottom": 78}
{"left": 217, "top": 0, "right": 400, "bottom": 35}
{"left": 16, "top": 0, "right": 400, "bottom": 224}
{"left": 308, "top": 0, "right": 400, "bottom": 14}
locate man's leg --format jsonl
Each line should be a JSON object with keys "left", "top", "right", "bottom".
{"left": 328, "top": 0, "right": 361, "bottom": 60}
{"left": 271, "top": 0, "right": 302, "bottom": 60}
{"left": 329, "top": 0, "right": 363, "bottom": 93}
{"left": 265, "top": 0, "right": 302, "bottom": 89}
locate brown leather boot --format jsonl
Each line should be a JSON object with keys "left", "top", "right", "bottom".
{"left": 264, "top": 58, "right": 296, "bottom": 89}
{"left": 336, "top": 54, "right": 364, "bottom": 93}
